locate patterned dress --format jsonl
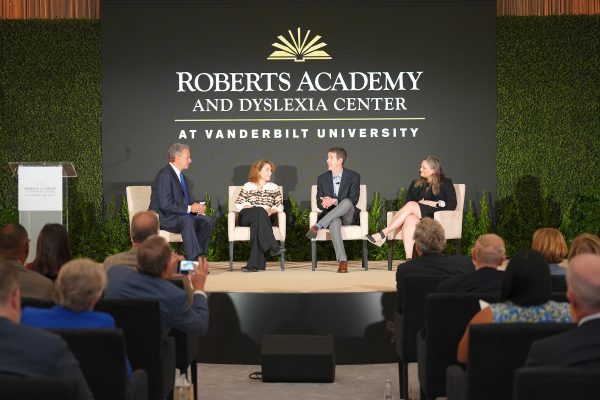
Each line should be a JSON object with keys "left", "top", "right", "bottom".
{"left": 490, "top": 300, "right": 572, "bottom": 323}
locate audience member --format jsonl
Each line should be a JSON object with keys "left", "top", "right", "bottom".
{"left": 0, "top": 260, "right": 92, "bottom": 400}
{"left": 568, "top": 233, "right": 600, "bottom": 260}
{"left": 396, "top": 218, "right": 474, "bottom": 312}
{"left": 104, "top": 211, "right": 194, "bottom": 303}
{"left": 21, "top": 258, "right": 133, "bottom": 377}
{"left": 457, "top": 249, "right": 573, "bottom": 363}
{"left": 0, "top": 223, "right": 53, "bottom": 300}
{"left": 26, "top": 223, "right": 72, "bottom": 280}
{"left": 532, "top": 228, "right": 568, "bottom": 275}
{"left": 104, "top": 235, "right": 209, "bottom": 337}
{"left": 525, "top": 253, "right": 600, "bottom": 368}
{"left": 436, "top": 234, "right": 505, "bottom": 298}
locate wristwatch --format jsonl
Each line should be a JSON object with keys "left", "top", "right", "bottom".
{"left": 437, "top": 200, "right": 446, "bottom": 208}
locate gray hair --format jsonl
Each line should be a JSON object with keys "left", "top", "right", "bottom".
{"left": 413, "top": 218, "right": 446, "bottom": 253}
{"left": 168, "top": 143, "right": 190, "bottom": 162}
{"left": 567, "top": 254, "right": 600, "bottom": 309}
{"left": 55, "top": 258, "right": 107, "bottom": 312}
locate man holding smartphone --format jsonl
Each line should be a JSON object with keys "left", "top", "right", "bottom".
{"left": 150, "top": 143, "right": 213, "bottom": 269}
{"left": 105, "top": 235, "right": 209, "bottom": 337}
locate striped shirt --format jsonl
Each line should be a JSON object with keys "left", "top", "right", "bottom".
{"left": 234, "top": 182, "right": 283, "bottom": 212}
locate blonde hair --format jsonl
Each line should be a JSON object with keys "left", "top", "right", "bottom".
{"left": 55, "top": 258, "right": 106, "bottom": 311}
{"left": 248, "top": 159, "right": 275, "bottom": 183}
{"left": 568, "top": 233, "right": 600, "bottom": 260}
{"left": 532, "top": 228, "right": 568, "bottom": 264}
{"left": 414, "top": 155, "right": 445, "bottom": 195}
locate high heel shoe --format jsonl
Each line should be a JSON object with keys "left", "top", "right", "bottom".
{"left": 366, "top": 230, "right": 386, "bottom": 247}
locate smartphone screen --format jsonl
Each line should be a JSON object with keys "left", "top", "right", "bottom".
{"left": 178, "top": 260, "right": 198, "bottom": 274}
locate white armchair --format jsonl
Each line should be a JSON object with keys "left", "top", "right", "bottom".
{"left": 125, "top": 186, "right": 183, "bottom": 243}
{"left": 309, "top": 184, "right": 369, "bottom": 271}
{"left": 227, "top": 185, "right": 286, "bottom": 271}
{"left": 385, "top": 183, "right": 466, "bottom": 270}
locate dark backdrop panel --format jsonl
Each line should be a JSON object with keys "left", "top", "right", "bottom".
{"left": 102, "top": 0, "right": 496, "bottom": 208}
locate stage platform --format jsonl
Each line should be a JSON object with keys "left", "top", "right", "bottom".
{"left": 199, "top": 260, "right": 402, "bottom": 365}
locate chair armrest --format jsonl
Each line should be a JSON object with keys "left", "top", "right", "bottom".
{"left": 434, "top": 210, "right": 463, "bottom": 239}
{"left": 127, "top": 369, "right": 148, "bottom": 400}
{"left": 359, "top": 211, "right": 369, "bottom": 235}
{"left": 277, "top": 212, "right": 286, "bottom": 241}
{"left": 227, "top": 211, "right": 237, "bottom": 240}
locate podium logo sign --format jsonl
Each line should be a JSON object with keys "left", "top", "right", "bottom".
{"left": 267, "top": 28, "right": 332, "bottom": 62}
{"left": 18, "top": 166, "right": 62, "bottom": 211}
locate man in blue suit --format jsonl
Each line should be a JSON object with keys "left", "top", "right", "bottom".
{"left": 105, "top": 235, "right": 209, "bottom": 337}
{"left": 149, "top": 143, "right": 213, "bottom": 267}
{"left": 0, "top": 260, "right": 93, "bottom": 400}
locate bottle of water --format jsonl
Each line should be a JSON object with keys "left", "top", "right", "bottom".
{"left": 384, "top": 379, "right": 393, "bottom": 400}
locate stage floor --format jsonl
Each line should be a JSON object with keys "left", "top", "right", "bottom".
{"left": 204, "top": 260, "right": 399, "bottom": 293}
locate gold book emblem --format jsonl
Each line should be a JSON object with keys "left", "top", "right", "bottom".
{"left": 267, "top": 28, "right": 332, "bottom": 62}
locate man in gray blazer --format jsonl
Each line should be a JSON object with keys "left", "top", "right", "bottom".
{"left": 0, "top": 260, "right": 92, "bottom": 400}
{"left": 105, "top": 235, "right": 209, "bottom": 337}
{"left": 306, "top": 147, "right": 361, "bottom": 273}
{"left": 0, "top": 223, "right": 53, "bottom": 301}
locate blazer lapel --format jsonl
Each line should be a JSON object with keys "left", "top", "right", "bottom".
{"left": 168, "top": 165, "right": 185, "bottom": 195}
{"left": 327, "top": 171, "right": 335, "bottom": 197}
{"left": 338, "top": 170, "right": 348, "bottom": 197}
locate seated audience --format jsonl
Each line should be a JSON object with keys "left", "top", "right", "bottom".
{"left": 436, "top": 233, "right": 505, "bottom": 297}
{"left": 568, "top": 233, "right": 600, "bottom": 259}
{"left": 104, "top": 235, "right": 209, "bottom": 337}
{"left": 0, "top": 223, "right": 53, "bottom": 300}
{"left": 104, "top": 210, "right": 194, "bottom": 303}
{"left": 21, "top": 258, "right": 132, "bottom": 377}
{"left": 531, "top": 228, "right": 568, "bottom": 275}
{"left": 457, "top": 249, "right": 573, "bottom": 363}
{"left": 396, "top": 218, "right": 474, "bottom": 312}
{"left": 0, "top": 260, "right": 92, "bottom": 400}
{"left": 525, "top": 253, "right": 600, "bottom": 368}
{"left": 26, "top": 223, "right": 72, "bottom": 280}
{"left": 234, "top": 159, "right": 284, "bottom": 272}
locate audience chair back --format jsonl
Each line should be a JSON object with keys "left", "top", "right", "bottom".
{"left": 95, "top": 299, "right": 175, "bottom": 400}
{"left": 395, "top": 275, "right": 449, "bottom": 400}
{"left": 418, "top": 293, "right": 498, "bottom": 400}
{"left": 227, "top": 185, "right": 286, "bottom": 271}
{"left": 308, "top": 184, "right": 369, "bottom": 270}
{"left": 446, "top": 323, "right": 576, "bottom": 400}
{"left": 551, "top": 275, "right": 567, "bottom": 292}
{"left": 125, "top": 185, "right": 183, "bottom": 243}
{"left": 51, "top": 328, "right": 147, "bottom": 400}
{"left": 386, "top": 183, "right": 465, "bottom": 270}
{"left": 0, "top": 376, "right": 78, "bottom": 400}
{"left": 21, "top": 297, "right": 54, "bottom": 309}
{"left": 514, "top": 366, "right": 600, "bottom": 400}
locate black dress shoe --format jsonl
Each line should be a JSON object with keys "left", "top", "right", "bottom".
{"left": 241, "top": 266, "right": 259, "bottom": 272}
{"left": 269, "top": 245, "right": 286, "bottom": 257}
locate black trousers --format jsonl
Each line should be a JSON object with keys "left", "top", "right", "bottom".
{"left": 238, "top": 207, "right": 277, "bottom": 270}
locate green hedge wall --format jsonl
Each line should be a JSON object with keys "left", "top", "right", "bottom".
{"left": 1, "top": 16, "right": 599, "bottom": 260}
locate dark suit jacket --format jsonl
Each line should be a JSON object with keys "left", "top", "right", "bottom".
{"left": 1, "top": 259, "right": 54, "bottom": 301}
{"left": 149, "top": 164, "right": 193, "bottom": 230}
{"left": 316, "top": 168, "right": 361, "bottom": 223}
{"left": 525, "top": 318, "right": 600, "bottom": 369}
{"left": 396, "top": 252, "right": 474, "bottom": 312}
{"left": 104, "top": 265, "right": 209, "bottom": 337}
{"left": 436, "top": 266, "right": 504, "bottom": 298}
{"left": 0, "top": 317, "right": 93, "bottom": 400}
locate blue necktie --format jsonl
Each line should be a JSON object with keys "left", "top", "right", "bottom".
{"left": 179, "top": 173, "right": 191, "bottom": 205}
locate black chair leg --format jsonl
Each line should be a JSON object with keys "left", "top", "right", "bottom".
{"left": 191, "top": 361, "right": 198, "bottom": 400}
{"left": 229, "top": 242, "right": 234, "bottom": 271}
{"left": 455, "top": 238, "right": 462, "bottom": 255}
{"left": 311, "top": 241, "right": 317, "bottom": 271}
{"left": 280, "top": 240, "right": 285, "bottom": 271}
{"left": 387, "top": 240, "right": 393, "bottom": 270}
{"left": 398, "top": 359, "right": 408, "bottom": 400}
{"left": 362, "top": 240, "right": 368, "bottom": 270}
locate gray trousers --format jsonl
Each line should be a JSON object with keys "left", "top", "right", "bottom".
{"left": 317, "top": 198, "right": 355, "bottom": 261}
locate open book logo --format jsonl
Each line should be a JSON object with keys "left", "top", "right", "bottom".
{"left": 267, "top": 28, "right": 332, "bottom": 62}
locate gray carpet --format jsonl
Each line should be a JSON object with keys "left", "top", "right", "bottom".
{"left": 196, "top": 363, "right": 421, "bottom": 400}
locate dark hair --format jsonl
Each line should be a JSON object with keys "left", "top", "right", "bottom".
{"left": 30, "top": 223, "right": 71, "bottom": 280}
{"left": 500, "top": 249, "right": 552, "bottom": 306}
{"left": 0, "top": 259, "right": 19, "bottom": 304}
{"left": 137, "top": 235, "right": 171, "bottom": 277}
{"left": 0, "top": 223, "right": 28, "bottom": 257}
{"left": 328, "top": 147, "right": 347, "bottom": 165}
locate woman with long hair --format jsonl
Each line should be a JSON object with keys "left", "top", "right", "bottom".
{"left": 234, "top": 159, "right": 284, "bottom": 272}
{"left": 366, "top": 155, "right": 457, "bottom": 259}
{"left": 28, "top": 223, "right": 72, "bottom": 280}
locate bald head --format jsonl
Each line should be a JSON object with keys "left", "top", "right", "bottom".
{"left": 0, "top": 223, "right": 29, "bottom": 264}
{"left": 567, "top": 253, "right": 600, "bottom": 320}
{"left": 130, "top": 211, "right": 160, "bottom": 245}
{"left": 472, "top": 234, "right": 506, "bottom": 269}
